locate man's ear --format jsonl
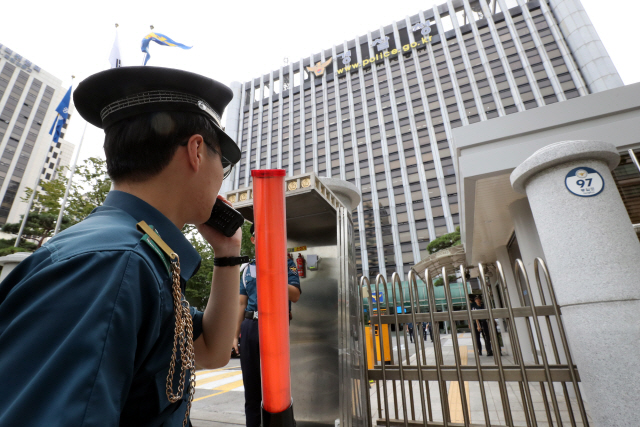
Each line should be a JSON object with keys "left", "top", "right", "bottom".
{"left": 186, "top": 134, "right": 206, "bottom": 172}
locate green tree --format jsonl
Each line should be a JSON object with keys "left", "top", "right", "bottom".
{"left": 184, "top": 232, "right": 215, "bottom": 310}
{"left": 240, "top": 221, "right": 255, "bottom": 259}
{"left": 64, "top": 158, "right": 111, "bottom": 223}
{"left": 2, "top": 158, "right": 111, "bottom": 248}
{"left": 424, "top": 226, "right": 461, "bottom": 287}
{"left": 3, "top": 213, "right": 72, "bottom": 248}
{"left": 433, "top": 274, "right": 458, "bottom": 287}
{"left": 21, "top": 172, "right": 68, "bottom": 213}
{"left": 426, "top": 226, "right": 461, "bottom": 255}
{"left": 3, "top": 174, "right": 74, "bottom": 247}
{"left": 184, "top": 221, "right": 254, "bottom": 310}
{"left": 0, "top": 238, "right": 36, "bottom": 256}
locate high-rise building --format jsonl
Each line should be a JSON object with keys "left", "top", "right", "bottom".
{"left": 0, "top": 43, "right": 75, "bottom": 226}
{"left": 224, "top": 0, "right": 622, "bottom": 278}
{"left": 41, "top": 139, "right": 75, "bottom": 182}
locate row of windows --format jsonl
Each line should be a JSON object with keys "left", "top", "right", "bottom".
{"left": 243, "top": 5, "right": 558, "bottom": 104}
{"left": 235, "top": 5, "right": 581, "bottom": 275}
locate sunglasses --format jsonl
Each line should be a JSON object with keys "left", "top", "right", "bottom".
{"left": 181, "top": 138, "right": 234, "bottom": 179}
{"left": 213, "top": 147, "right": 234, "bottom": 179}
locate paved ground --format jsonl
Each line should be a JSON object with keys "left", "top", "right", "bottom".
{"left": 191, "top": 358, "right": 246, "bottom": 427}
{"left": 369, "top": 333, "right": 593, "bottom": 427}
{"left": 190, "top": 332, "right": 592, "bottom": 427}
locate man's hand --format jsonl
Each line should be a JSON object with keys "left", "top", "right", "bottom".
{"left": 232, "top": 337, "right": 239, "bottom": 355}
{"left": 192, "top": 196, "right": 242, "bottom": 369}
{"left": 197, "top": 196, "right": 242, "bottom": 257}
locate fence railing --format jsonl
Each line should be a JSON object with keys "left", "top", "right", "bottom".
{"left": 358, "top": 258, "right": 591, "bottom": 427}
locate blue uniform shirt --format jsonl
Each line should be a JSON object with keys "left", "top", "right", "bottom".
{"left": 240, "top": 258, "right": 300, "bottom": 312}
{"left": 0, "top": 191, "right": 203, "bottom": 426}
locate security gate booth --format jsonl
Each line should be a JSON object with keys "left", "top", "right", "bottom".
{"left": 226, "top": 173, "right": 368, "bottom": 427}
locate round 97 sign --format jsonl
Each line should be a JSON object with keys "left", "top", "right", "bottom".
{"left": 565, "top": 166, "right": 604, "bottom": 197}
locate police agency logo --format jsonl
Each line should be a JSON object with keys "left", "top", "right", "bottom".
{"left": 306, "top": 57, "right": 333, "bottom": 77}
{"left": 565, "top": 166, "right": 604, "bottom": 197}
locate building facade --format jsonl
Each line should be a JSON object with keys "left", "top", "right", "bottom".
{"left": 225, "top": 0, "right": 619, "bottom": 278}
{"left": 0, "top": 43, "right": 74, "bottom": 226}
{"left": 41, "top": 139, "right": 75, "bottom": 182}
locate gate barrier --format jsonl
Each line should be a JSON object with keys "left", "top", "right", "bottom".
{"left": 358, "top": 258, "right": 591, "bottom": 427}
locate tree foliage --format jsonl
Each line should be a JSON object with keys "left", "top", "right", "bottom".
{"left": 184, "top": 229, "right": 215, "bottom": 311}
{"left": 184, "top": 220, "right": 254, "bottom": 310}
{"left": 433, "top": 274, "right": 457, "bottom": 287}
{"left": 2, "top": 157, "right": 111, "bottom": 248}
{"left": 2, "top": 213, "right": 71, "bottom": 248}
{"left": 0, "top": 238, "right": 36, "bottom": 256}
{"left": 240, "top": 221, "right": 255, "bottom": 259}
{"left": 63, "top": 158, "right": 112, "bottom": 222}
{"left": 426, "top": 226, "right": 461, "bottom": 255}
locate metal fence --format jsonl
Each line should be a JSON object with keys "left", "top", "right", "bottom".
{"left": 358, "top": 258, "right": 591, "bottom": 427}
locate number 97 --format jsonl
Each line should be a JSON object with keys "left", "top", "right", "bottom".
{"left": 576, "top": 178, "right": 592, "bottom": 188}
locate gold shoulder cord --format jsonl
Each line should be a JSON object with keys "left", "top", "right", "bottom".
{"left": 137, "top": 221, "right": 195, "bottom": 427}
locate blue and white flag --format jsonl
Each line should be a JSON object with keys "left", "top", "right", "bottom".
{"left": 49, "top": 86, "right": 72, "bottom": 143}
{"left": 141, "top": 32, "right": 192, "bottom": 66}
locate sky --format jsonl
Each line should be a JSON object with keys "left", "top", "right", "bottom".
{"left": 1, "top": 0, "right": 638, "bottom": 163}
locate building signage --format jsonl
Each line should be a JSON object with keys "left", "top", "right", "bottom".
{"left": 565, "top": 167, "right": 604, "bottom": 197}
{"left": 336, "top": 35, "right": 432, "bottom": 75}
{"left": 0, "top": 44, "right": 41, "bottom": 73}
{"left": 306, "top": 57, "right": 333, "bottom": 77}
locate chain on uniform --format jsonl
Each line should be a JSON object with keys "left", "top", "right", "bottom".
{"left": 165, "top": 254, "right": 197, "bottom": 427}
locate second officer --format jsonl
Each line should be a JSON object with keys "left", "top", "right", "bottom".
{"left": 233, "top": 223, "right": 301, "bottom": 427}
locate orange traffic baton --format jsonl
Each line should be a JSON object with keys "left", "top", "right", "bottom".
{"left": 251, "top": 169, "right": 295, "bottom": 427}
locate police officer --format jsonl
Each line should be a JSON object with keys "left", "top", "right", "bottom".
{"left": 407, "top": 322, "right": 414, "bottom": 343}
{"left": 471, "top": 294, "right": 493, "bottom": 356}
{"left": 0, "top": 67, "right": 245, "bottom": 426}
{"left": 233, "top": 223, "right": 301, "bottom": 427}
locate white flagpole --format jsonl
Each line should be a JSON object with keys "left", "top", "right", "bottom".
{"left": 15, "top": 76, "right": 75, "bottom": 247}
{"left": 53, "top": 121, "right": 87, "bottom": 236}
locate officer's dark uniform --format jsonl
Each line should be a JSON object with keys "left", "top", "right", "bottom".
{"left": 239, "top": 257, "right": 300, "bottom": 427}
{"left": 471, "top": 296, "right": 493, "bottom": 356}
{"left": 0, "top": 67, "right": 241, "bottom": 426}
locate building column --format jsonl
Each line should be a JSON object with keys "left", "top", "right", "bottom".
{"left": 549, "top": 0, "right": 623, "bottom": 92}
{"left": 511, "top": 140, "right": 640, "bottom": 427}
{"left": 222, "top": 81, "right": 243, "bottom": 194}
{"left": 508, "top": 198, "right": 566, "bottom": 364}
{"left": 508, "top": 197, "right": 547, "bottom": 296}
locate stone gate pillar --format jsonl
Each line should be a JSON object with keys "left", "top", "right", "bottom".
{"left": 511, "top": 140, "right": 640, "bottom": 427}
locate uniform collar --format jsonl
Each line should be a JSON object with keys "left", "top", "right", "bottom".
{"left": 102, "top": 190, "right": 201, "bottom": 282}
